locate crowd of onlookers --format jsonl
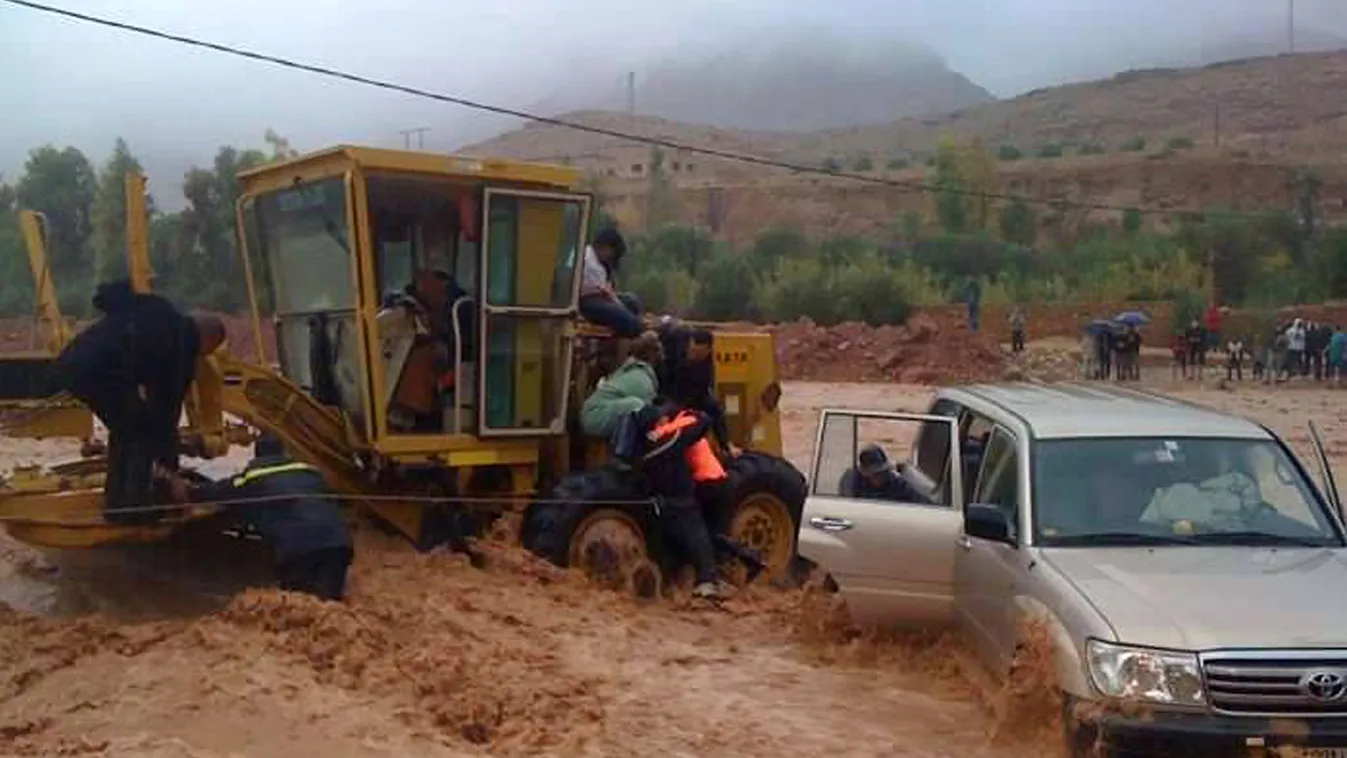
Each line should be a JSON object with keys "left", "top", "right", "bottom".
{"left": 1066, "top": 303, "right": 1347, "bottom": 385}
{"left": 1176, "top": 315, "right": 1347, "bottom": 385}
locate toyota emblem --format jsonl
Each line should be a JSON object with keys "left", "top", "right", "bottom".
{"left": 1301, "top": 671, "right": 1347, "bottom": 703}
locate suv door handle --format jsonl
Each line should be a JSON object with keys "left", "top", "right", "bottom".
{"left": 809, "top": 516, "right": 854, "bottom": 532}
{"left": 957, "top": 535, "right": 973, "bottom": 550}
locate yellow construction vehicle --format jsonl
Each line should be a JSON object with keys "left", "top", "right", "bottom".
{"left": 0, "top": 208, "right": 93, "bottom": 441}
{"left": 0, "top": 146, "right": 805, "bottom": 588}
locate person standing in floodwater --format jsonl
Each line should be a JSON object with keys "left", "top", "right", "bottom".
{"left": 1009, "top": 308, "right": 1026, "bottom": 353}
{"left": 963, "top": 278, "right": 982, "bottom": 333}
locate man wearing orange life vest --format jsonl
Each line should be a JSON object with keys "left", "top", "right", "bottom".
{"left": 638, "top": 404, "right": 731, "bottom": 600}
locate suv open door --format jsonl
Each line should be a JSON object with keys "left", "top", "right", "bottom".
{"left": 798, "top": 409, "right": 962, "bottom": 627}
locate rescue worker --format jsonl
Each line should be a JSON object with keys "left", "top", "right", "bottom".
{"left": 839, "top": 444, "right": 926, "bottom": 503}
{"left": 656, "top": 323, "right": 730, "bottom": 448}
{"left": 580, "top": 331, "right": 662, "bottom": 441}
{"left": 164, "top": 434, "right": 353, "bottom": 601}
{"left": 56, "top": 279, "right": 226, "bottom": 524}
{"left": 635, "top": 403, "right": 731, "bottom": 600}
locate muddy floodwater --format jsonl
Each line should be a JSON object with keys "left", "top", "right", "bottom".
{"left": 0, "top": 378, "right": 1343, "bottom": 757}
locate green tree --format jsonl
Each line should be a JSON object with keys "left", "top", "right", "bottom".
{"left": 833, "top": 254, "right": 913, "bottom": 326}
{"left": 821, "top": 157, "right": 842, "bottom": 172}
{"left": 960, "top": 139, "right": 998, "bottom": 232}
{"left": 852, "top": 154, "right": 874, "bottom": 172}
{"left": 819, "top": 235, "right": 867, "bottom": 269}
{"left": 1313, "top": 227, "right": 1347, "bottom": 300}
{"left": 886, "top": 156, "right": 911, "bottom": 171}
{"left": 899, "top": 210, "right": 923, "bottom": 241}
{"left": 1120, "top": 136, "right": 1147, "bottom": 153}
{"left": 645, "top": 224, "right": 714, "bottom": 277}
{"left": 175, "top": 145, "right": 269, "bottom": 309}
{"left": 1294, "top": 169, "right": 1323, "bottom": 241}
{"left": 1122, "top": 208, "right": 1143, "bottom": 235}
{"left": 693, "top": 248, "right": 758, "bottom": 321}
{"left": 1036, "top": 143, "right": 1064, "bottom": 159}
{"left": 1165, "top": 136, "right": 1195, "bottom": 151}
{"left": 263, "top": 128, "right": 299, "bottom": 161}
{"left": 1078, "top": 143, "right": 1106, "bottom": 156}
{"left": 15, "top": 146, "right": 97, "bottom": 304}
{"left": 0, "top": 178, "right": 31, "bottom": 317}
{"left": 756, "top": 257, "right": 841, "bottom": 325}
{"left": 998, "top": 199, "right": 1037, "bottom": 247}
{"left": 92, "top": 138, "right": 153, "bottom": 284}
{"left": 749, "top": 227, "right": 808, "bottom": 271}
{"left": 930, "top": 137, "right": 968, "bottom": 234}
{"left": 997, "top": 145, "right": 1023, "bottom": 161}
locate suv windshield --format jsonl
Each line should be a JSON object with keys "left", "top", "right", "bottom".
{"left": 1034, "top": 437, "right": 1343, "bottom": 547}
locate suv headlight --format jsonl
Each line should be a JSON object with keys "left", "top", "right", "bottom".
{"left": 1086, "top": 640, "right": 1206, "bottom": 706}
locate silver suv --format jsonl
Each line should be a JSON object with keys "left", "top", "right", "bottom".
{"left": 799, "top": 383, "right": 1347, "bottom": 757}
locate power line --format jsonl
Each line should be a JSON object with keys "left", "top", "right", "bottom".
{"left": 0, "top": 0, "right": 1325, "bottom": 219}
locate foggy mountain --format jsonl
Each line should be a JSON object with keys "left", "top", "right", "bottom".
{"left": 526, "top": 32, "right": 994, "bottom": 132}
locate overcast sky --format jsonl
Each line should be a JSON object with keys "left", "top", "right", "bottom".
{"left": 2, "top": 0, "right": 1344, "bottom": 204}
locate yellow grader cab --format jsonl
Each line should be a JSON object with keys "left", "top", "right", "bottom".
{"left": 0, "top": 146, "right": 807, "bottom": 590}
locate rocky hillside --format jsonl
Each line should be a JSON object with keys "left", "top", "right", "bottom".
{"left": 525, "top": 33, "right": 993, "bottom": 133}
{"left": 466, "top": 50, "right": 1347, "bottom": 168}
{"left": 461, "top": 50, "right": 1347, "bottom": 242}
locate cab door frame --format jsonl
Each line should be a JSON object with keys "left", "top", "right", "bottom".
{"left": 476, "top": 187, "right": 591, "bottom": 438}
{"left": 798, "top": 408, "right": 964, "bottom": 627}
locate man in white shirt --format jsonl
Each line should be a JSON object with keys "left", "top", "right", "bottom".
{"left": 578, "top": 228, "right": 642, "bottom": 337}
{"left": 1286, "top": 318, "right": 1307, "bottom": 378}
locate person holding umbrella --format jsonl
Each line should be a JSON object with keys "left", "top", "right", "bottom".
{"left": 1089, "top": 320, "right": 1116, "bottom": 380}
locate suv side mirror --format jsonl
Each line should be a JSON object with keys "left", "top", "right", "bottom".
{"left": 965, "top": 503, "right": 1013, "bottom": 544}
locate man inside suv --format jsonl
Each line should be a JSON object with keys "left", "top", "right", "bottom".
{"left": 839, "top": 444, "right": 926, "bottom": 503}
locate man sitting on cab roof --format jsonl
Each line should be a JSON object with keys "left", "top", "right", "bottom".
{"left": 579, "top": 228, "right": 643, "bottom": 338}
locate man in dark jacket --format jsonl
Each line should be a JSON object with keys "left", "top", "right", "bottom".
{"left": 166, "top": 434, "right": 353, "bottom": 601}
{"left": 656, "top": 324, "right": 730, "bottom": 447}
{"left": 57, "top": 280, "right": 226, "bottom": 524}
{"left": 839, "top": 444, "right": 927, "bottom": 503}
{"left": 635, "top": 403, "right": 728, "bottom": 600}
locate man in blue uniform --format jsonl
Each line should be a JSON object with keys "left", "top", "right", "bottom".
{"left": 166, "top": 434, "right": 354, "bottom": 601}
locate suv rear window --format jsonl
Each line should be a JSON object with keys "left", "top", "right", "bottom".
{"left": 1033, "top": 437, "right": 1343, "bottom": 547}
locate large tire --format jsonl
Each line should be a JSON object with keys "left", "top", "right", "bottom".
{"left": 521, "top": 466, "right": 655, "bottom": 569}
{"left": 718, "top": 452, "right": 808, "bottom": 583}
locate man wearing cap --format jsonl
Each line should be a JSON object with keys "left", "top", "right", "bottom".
{"left": 838, "top": 444, "right": 926, "bottom": 503}
{"left": 579, "top": 228, "right": 643, "bottom": 338}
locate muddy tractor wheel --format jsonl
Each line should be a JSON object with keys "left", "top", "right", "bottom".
{"left": 719, "top": 452, "right": 808, "bottom": 584}
{"left": 522, "top": 467, "right": 659, "bottom": 596}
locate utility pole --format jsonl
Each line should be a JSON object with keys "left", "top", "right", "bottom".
{"left": 1214, "top": 101, "right": 1221, "bottom": 147}
{"left": 1288, "top": 0, "right": 1296, "bottom": 53}
{"left": 626, "top": 70, "right": 637, "bottom": 133}
{"left": 398, "top": 127, "right": 430, "bottom": 150}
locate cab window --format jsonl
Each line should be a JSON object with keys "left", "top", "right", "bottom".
{"left": 365, "top": 176, "right": 480, "bottom": 435}
{"left": 479, "top": 189, "right": 590, "bottom": 434}
{"left": 812, "top": 411, "right": 952, "bottom": 507}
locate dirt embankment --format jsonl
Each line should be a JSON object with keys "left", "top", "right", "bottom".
{"left": 772, "top": 313, "right": 1009, "bottom": 385}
